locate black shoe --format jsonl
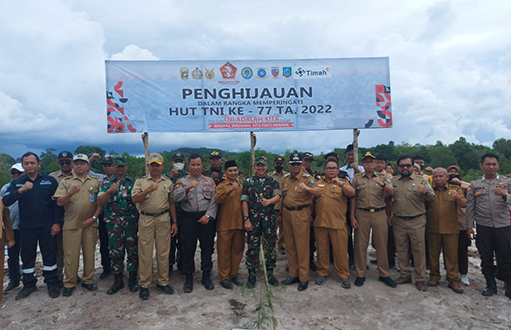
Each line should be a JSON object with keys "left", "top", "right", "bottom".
{"left": 482, "top": 286, "right": 498, "bottom": 297}
{"left": 298, "top": 281, "right": 308, "bottom": 291}
{"left": 281, "top": 277, "right": 299, "bottom": 285}
{"left": 62, "top": 287, "right": 74, "bottom": 297}
{"left": 81, "top": 283, "right": 98, "bottom": 291}
{"left": 100, "top": 269, "right": 111, "bottom": 280}
{"left": 156, "top": 284, "right": 174, "bottom": 295}
{"left": 184, "top": 275, "right": 193, "bottom": 293}
{"left": 107, "top": 274, "right": 124, "bottom": 295}
{"left": 268, "top": 276, "right": 279, "bottom": 286}
{"left": 15, "top": 286, "right": 37, "bottom": 300}
{"left": 56, "top": 279, "right": 64, "bottom": 290}
{"left": 47, "top": 283, "right": 60, "bottom": 298}
{"left": 247, "top": 274, "right": 257, "bottom": 289}
{"left": 201, "top": 272, "right": 214, "bottom": 290}
{"left": 309, "top": 261, "right": 317, "bottom": 271}
{"left": 3, "top": 281, "right": 21, "bottom": 294}
{"left": 379, "top": 276, "right": 397, "bottom": 288}
{"left": 128, "top": 272, "right": 139, "bottom": 292}
{"left": 220, "top": 279, "right": 233, "bottom": 289}
{"left": 231, "top": 276, "right": 243, "bottom": 286}
{"left": 354, "top": 277, "right": 365, "bottom": 287}
{"left": 483, "top": 275, "right": 497, "bottom": 297}
{"left": 139, "top": 287, "right": 149, "bottom": 300}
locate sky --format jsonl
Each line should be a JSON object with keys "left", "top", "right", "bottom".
{"left": 1, "top": 0, "right": 510, "bottom": 159}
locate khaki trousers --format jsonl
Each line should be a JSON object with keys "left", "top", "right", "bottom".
{"left": 427, "top": 232, "right": 459, "bottom": 281}
{"left": 354, "top": 209, "right": 389, "bottom": 277}
{"left": 138, "top": 213, "right": 170, "bottom": 288}
{"left": 315, "top": 226, "right": 349, "bottom": 279}
{"left": 393, "top": 215, "right": 427, "bottom": 281}
{"left": 217, "top": 229, "right": 245, "bottom": 281}
{"left": 283, "top": 208, "right": 310, "bottom": 282}
{"left": 0, "top": 237, "right": 5, "bottom": 301}
{"left": 275, "top": 210, "right": 285, "bottom": 248}
{"left": 63, "top": 226, "right": 98, "bottom": 288}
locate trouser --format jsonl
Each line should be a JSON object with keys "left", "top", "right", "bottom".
{"left": 246, "top": 214, "right": 276, "bottom": 274}
{"left": 55, "top": 230, "right": 64, "bottom": 280}
{"left": 20, "top": 225, "right": 58, "bottom": 288}
{"left": 458, "top": 230, "right": 470, "bottom": 275}
{"left": 106, "top": 218, "right": 138, "bottom": 274}
{"left": 475, "top": 224, "right": 511, "bottom": 280}
{"left": 98, "top": 213, "right": 111, "bottom": 271}
{"left": 181, "top": 211, "right": 216, "bottom": 275}
{"left": 275, "top": 209, "right": 285, "bottom": 248}
{"left": 138, "top": 213, "right": 170, "bottom": 288}
{"left": 315, "top": 226, "right": 349, "bottom": 279}
{"left": 218, "top": 229, "right": 245, "bottom": 280}
{"left": 354, "top": 209, "right": 389, "bottom": 277}
{"left": 283, "top": 207, "right": 310, "bottom": 282}
{"left": 310, "top": 225, "right": 316, "bottom": 262}
{"left": 393, "top": 215, "right": 427, "bottom": 281}
{"left": 1, "top": 237, "right": 8, "bottom": 300}
{"left": 346, "top": 199, "right": 354, "bottom": 266}
{"left": 7, "top": 229, "right": 21, "bottom": 283}
{"left": 169, "top": 213, "right": 183, "bottom": 270}
{"left": 427, "top": 232, "right": 459, "bottom": 281}
{"left": 388, "top": 225, "right": 396, "bottom": 266}
{"left": 63, "top": 225, "right": 97, "bottom": 288}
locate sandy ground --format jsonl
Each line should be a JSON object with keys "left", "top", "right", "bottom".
{"left": 1, "top": 244, "right": 511, "bottom": 330}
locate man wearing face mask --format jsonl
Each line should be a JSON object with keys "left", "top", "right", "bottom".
{"left": 165, "top": 152, "right": 188, "bottom": 274}
{"left": 268, "top": 156, "right": 288, "bottom": 255}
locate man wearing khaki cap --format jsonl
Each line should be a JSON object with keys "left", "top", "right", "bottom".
{"left": 132, "top": 153, "right": 177, "bottom": 300}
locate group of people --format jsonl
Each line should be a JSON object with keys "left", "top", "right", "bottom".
{"left": 1, "top": 147, "right": 510, "bottom": 302}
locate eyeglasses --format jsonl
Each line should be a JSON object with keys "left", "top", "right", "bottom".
{"left": 398, "top": 164, "right": 413, "bottom": 168}
{"left": 59, "top": 160, "right": 71, "bottom": 166}
{"left": 325, "top": 167, "right": 338, "bottom": 171}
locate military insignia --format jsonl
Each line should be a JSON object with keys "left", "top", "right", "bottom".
{"left": 163, "top": 185, "right": 167, "bottom": 191}
{"left": 205, "top": 68, "right": 215, "bottom": 79}
{"left": 191, "top": 67, "right": 203, "bottom": 79}
{"left": 475, "top": 189, "right": 486, "bottom": 196}
{"left": 427, "top": 182, "right": 432, "bottom": 188}
{"left": 467, "top": 185, "right": 472, "bottom": 192}
{"left": 220, "top": 62, "right": 237, "bottom": 79}
{"left": 89, "top": 186, "right": 94, "bottom": 192}
{"left": 241, "top": 67, "right": 253, "bottom": 79}
{"left": 283, "top": 67, "right": 292, "bottom": 78}
{"left": 309, "top": 179, "right": 315, "bottom": 184}
{"left": 271, "top": 66, "right": 279, "bottom": 78}
{"left": 498, "top": 181, "right": 505, "bottom": 186}
{"left": 204, "top": 187, "right": 211, "bottom": 198}
{"left": 412, "top": 184, "right": 416, "bottom": 189}
{"left": 204, "top": 178, "right": 209, "bottom": 185}
{"left": 180, "top": 67, "right": 189, "bottom": 80}
{"left": 175, "top": 181, "right": 181, "bottom": 188}
{"left": 358, "top": 182, "right": 365, "bottom": 185}
{"left": 256, "top": 67, "right": 268, "bottom": 79}
{"left": 318, "top": 184, "right": 324, "bottom": 187}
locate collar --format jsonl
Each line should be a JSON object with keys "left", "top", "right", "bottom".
{"left": 482, "top": 174, "right": 500, "bottom": 181}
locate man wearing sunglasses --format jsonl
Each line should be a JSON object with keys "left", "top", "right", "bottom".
{"left": 387, "top": 155, "right": 435, "bottom": 292}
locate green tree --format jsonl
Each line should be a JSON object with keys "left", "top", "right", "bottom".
{"left": 493, "top": 138, "right": 511, "bottom": 159}
{"left": 428, "top": 146, "right": 457, "bottom": 168}
{"left": 449, "top": 137, "right": 479, "bottom": 170}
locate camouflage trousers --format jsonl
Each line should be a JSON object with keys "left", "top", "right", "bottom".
{"left": 106, "top": 219, "right": 138, "bottom": 274}
{"left": 246, "top": 214, "right": 277, "bottom": 274}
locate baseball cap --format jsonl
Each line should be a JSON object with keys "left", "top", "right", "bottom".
{"left": 10, "top": 163, "right": 24, "bottom": 173}
{"left": 288, "top": 152, "right": 302, "bottom": 164}
{"left": 148, "top": 153, "right": 163, "bottom": 165}
{"left": 209, "top": 151, "right": 222, "bottom": 159}
{"left": 73, "top": 154, "right": 90, "bottom": 164}
{"left": 113, "top": 155, "right": 127, "bottom": 167}
{"left": 172, "top": 152, "right": 185, "bottom": 161}
{"left": 362, "top": 152, "right": 376, "bottom": 160}
{"left": 57, "top": 151, "right": 73, "bottom": 160}
{"left": 303, "top": 152, "right": 314, "bottom": 161}
{"left": 255, "top": 156, "right": 267, "bottom": 165}
{"left": 102, "top": 156, "right": 114, "bottom": 165}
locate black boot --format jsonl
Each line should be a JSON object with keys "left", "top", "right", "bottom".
{"left": 184, "top": 274, "right": 193, "bottom": 293}
{"left": 201, "top": 271, "right": 214, "bottom": 290}
{"left": 107, "top": 274, "right": 124, "bottom": 295}
{"left": 505, "top": 278, "right": 511, "bottom": 300}
{"left": 482, "top": 275, "right": 497, "bottom": 297}
{"left": 128, "top": 271, "right": 139, "bottom": 292}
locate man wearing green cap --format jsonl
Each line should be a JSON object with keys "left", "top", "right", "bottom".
{"left": 97, "top": 155, "right": 140, "bottom": 295}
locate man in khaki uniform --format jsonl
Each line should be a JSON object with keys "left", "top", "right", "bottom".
{"left": 427, "top": 167, "right": 465, "bottom": 294}
{"left": 351, "top": 152, "right": 396, "bottom": 288}
{"left": 311, "top": 159, "right": 355, "bottom": 288}
{"left": 268, "top": 156, "right": 287, "bottom": 254}
{"left": 132, "top": 153, "right": 177, "bottom": 300}
{"left": 1, "top": 198, "right": 15, "bottom": 301}
{"left": 281, "top": 152, "right": 315, "bottom": 291}
{"left": 55, "top": 154, "right": 102, "bottom": 297}
{"left": 387, "top": 155, "right": 435, "bottom": 292}
{"left": 215, "top": 160, "right": 244, "bottom": 289}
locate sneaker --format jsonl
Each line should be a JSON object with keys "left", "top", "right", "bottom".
{"left": 4, "top": 281, "right": 21, "bottom": 294}
{"left": 460, "top": 274, "right": 470, "bottom": 286}
{"left": 315, "top": 276, "right": 327, "bottom": 286}
{"left": 354, "top": 277, "right": 365, "bottom": 287}
{"left": 15, "top": 286, "right": 37, "bottom": 300}
{"left": 340, "top": 278, "right": 351, "bottom": 289}
{"left": 47, "top": 283, "right": 60, "bottom": 298}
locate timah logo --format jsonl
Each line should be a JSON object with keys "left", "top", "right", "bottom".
{"left": 294, "top": 66, "right": 331, "bottom": 79}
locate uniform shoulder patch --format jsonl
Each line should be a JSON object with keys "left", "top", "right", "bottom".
{"left": 175, "top": 181, "right": 181, "bottom": 189}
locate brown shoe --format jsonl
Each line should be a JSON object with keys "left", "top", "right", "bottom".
{"left": 416, "top": 281, "right": 427, "bottom": 292}
{"left": 395, "top": 276, "right": 412, "bottom": 285}
{"left": 427, "top": 279, "right": 439, "bottom": 287}
{"left": 448, "top": 280, "right": 464, "bottom": 294}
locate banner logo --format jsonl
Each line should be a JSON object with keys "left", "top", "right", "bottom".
{"left": 271, "top": 66, "right": 279, "bottom": 78}
{"left": 283, "top": 67, "right": 292, "bottom": 77}
{"left": 180, "top": 67, "right": 189, "bottom": 80}
{"left": 241, "top": 67, "right": 253, "bottom": 79}
{"left": 294, "top": 66, "right": 331, "bottom": 79}
{"left": 220, "top": 62, "right": 237, "bottom": 79}
{"left": 256, "top": 67, "right": 268, "bottom": 79}
{"left": 191, "top": 67, "right": 203, "bottom": 79}
{"left": 205, "top": 68, "right": 215, "bottom": 79}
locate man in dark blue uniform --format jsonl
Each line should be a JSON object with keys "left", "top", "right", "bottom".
{"left": 2, "top": 152, "right": 62, "bottom": 300}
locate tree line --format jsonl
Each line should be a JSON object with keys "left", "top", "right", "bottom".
{"left": 1, "top": 137, "right": 510, "bottom": 187}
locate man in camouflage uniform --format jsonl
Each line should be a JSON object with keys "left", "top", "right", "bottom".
{"left": 242, "top": 156, "right": 281, "bottom": 288}
{"left": 97, "top": 155, "right": 139, "bottom": 295}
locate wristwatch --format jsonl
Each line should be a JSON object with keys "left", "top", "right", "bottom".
{"left": 92, "top": 216, "right": 98, "bottom": 222}
{"left": 243, "top": 216, "right": 249, "bottom": 221}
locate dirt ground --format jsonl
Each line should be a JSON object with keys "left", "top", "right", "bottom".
{"left": 1, "top": 245, "right": 510, "bottom": 330}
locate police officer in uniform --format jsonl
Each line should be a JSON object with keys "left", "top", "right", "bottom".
{"left": 173, "top": 153, "right": 218, "bottom": 293}
{"left": 132, "top": 153, "right": 177, "bottom": 300}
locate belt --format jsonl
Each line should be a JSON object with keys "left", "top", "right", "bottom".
{"left": 140, "top": 210, "right": 169, "bottom": 217}
{"left": 396, "top": 214, "right": 424, "bottom": 220}
{"left": 358, "top": 207, "right": 385, "bottom": 213}
{"left": 284, "top": 204, "right": 310, "bottom": 211}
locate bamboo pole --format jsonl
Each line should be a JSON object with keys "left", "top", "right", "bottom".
{"left": 250, "top": 131, "right": 256, "bottom": 176}
{"left": 141, "top": 132, "right": 149, "bottom": 176}
{"left": 352, "top": 128, "right": 360, "bottom": 165}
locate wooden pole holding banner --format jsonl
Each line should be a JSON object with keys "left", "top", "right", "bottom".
{"left": 142, "top": 132, "right": 150, "bottom": 176}
{"left": 250, "top": 131, "right": 256, "bottom": 177}
{"left": 353, "top": 128, "right": 360, "bottom": 165}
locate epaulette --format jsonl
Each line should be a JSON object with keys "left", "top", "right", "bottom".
{"left": 283, "top": 173, "right": 291, "bottom": 178}
{"left": 303, "top": 173, "right": 311, "bottom": 178}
